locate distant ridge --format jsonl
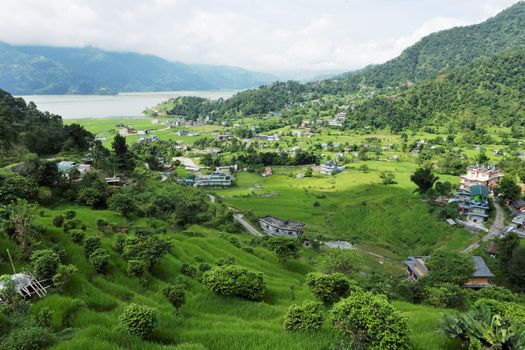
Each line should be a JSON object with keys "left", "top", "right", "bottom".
{"left": 0, "top": 43, "right": 277, "bottom": 95}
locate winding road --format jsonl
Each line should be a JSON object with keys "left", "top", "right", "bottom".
{"left": 233, "top": 214, "right": 264, "bottom": 237}
{"left": 463, "top": 199, "right": 505, "bottom": 253}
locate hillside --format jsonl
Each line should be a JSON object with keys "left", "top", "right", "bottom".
{"left": 349, "top": 49, "right": 525, "bottom": 131}
{"left": 0, "top": 43, "right": 276, "bottom": 95}
{"left": 338, "top": 1, "right": 525, "bottom": 88}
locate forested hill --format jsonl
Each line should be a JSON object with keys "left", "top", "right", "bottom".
{"left": 336, "top": 1, "right": 525, "bottom": 88}
{"left": 0, "top": 89, "right": 92, "bottom": 156}
{"left": 0, "top": 43, "right": 276, "bottom": 95}
{"left": 349, "top": 49, "right": 525, "bottom": 132}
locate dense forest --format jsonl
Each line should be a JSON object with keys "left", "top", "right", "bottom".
{"left": 0, "top": 89, "right": 93, "bottom": 157}
{"left": 348, "top": 49, "right": 525, "bottom": 132}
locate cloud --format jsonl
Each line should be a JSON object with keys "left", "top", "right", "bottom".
{"left": 0, "top": 0, "right": 520, "bottom": 76}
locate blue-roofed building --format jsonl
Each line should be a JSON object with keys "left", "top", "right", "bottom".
{"left": 404, "top": 255, "right": 493, "bottom": 289}
{"left": 453, "top": 184, "right": 490, "bottom": 222}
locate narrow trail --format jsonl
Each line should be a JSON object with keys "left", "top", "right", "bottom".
{"left": 233, "top": 214, "right": 264, "bottom": 237}
{"left": 463, "top": 200, "right": 505, "bottom": 253}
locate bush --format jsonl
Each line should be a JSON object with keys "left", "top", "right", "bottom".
{"left": 243, "top": 246, "right": 254, "bottom": 254}
{"left": 36, "top": 307, "right": 53, "bottom": 328}
{"left": 52, "top": 215, "right": 65, "bottom": 227}
{"left": 52, "top": 264, "right": 78, "bottom": 292}
{"left": 284, "top": 301, "right": 324, "bottom": 331}
{"left": 88, "top": 248, "right": 110, "bottom": 273}
{"left": 63, "top": 219, "right": 81, "bottom": 233}
{"left": 423, "top": 283, "right": 467, "bottom": 309}
{"left": 471, "top": 286, "right": 516, "bottom": 303}
{"left": 0, "top": 327, "right": 56, "bottom": 350}
{"left": 162, "top": 284, "right": 186, "bottom": 313}
{"left": 68, "top": 229, "right": 85, "bottom": 244}
{"left": 63, "top": 210, "right": 76, "bottom": 220}
{"left": 127, "top": 259, "right": 147, "bottom": 277}
{"left": 331, "top": 291, "right": 410, "bottom": 350}
{"left": 83, "top": 237, "right": 101, "bottom": 257}
{"left": 318, "top": 250, "right": 364, "bottom": 276}
{"left": 180, "top": 263, "right": 197, "bottom": 277}
{"left": 30, "top": 249, "right": 60, "bottom": 280}
{"left": 306, "top": 272, "right": 352, "bottom": 305}
{"left": 119, "top": 303, "right": 158, "bottom": 339}
{"left": 202, "top": 265, "right": 265, "bottom": 300}
{"left": 198, "top": 262, "right": 212, "bottom": 272}
{"left": 96, "top": 219, "right": 111, "bottom": 234}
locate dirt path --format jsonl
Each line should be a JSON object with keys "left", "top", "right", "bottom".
{"left": 233, "top": 214, "right": 264, "bottom": 237}
{"left": 463, "top": 200, "right": 505, "bottom": 253}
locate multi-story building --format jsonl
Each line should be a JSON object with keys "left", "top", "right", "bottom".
{"left": 459, "top": 165, "right": 503, "bottom": 192}
{"left": 455, "top": 184, "right": 490, "bottom": 222}
{"left": 319, "top": 161, "right": 342, "bottom": 176}
{"left": 193, "top": 172, "right": 232, "bottom": 188}
{"left": 258, "top": 216, "right": 304, "bottom": 238}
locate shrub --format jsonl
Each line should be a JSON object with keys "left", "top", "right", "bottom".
{"left": 472, "top": 286, "right": 516, "bottom": 303}
{"left": 52, "top": 215, "right": 65, "bottom": 227}
{"left": 306, "top": 272, "right": 352, "bottom": 304}
{"left": 318, "top": 250, "right": 364, "bottom": 276}
{"left": 52, "top": 264, "right": 78, "bottom": 292}
{"left": 180, "top": 263, "right": 197, "bottom": 277}
{"left": 30, "top": 249, "right": 60, "bottom": 280}
{"left": 198, "top": 262, "right": 212, "bottom": 272}
{"left": 243, "top": 246, "right": 254, "bottom": 254}
{"left": 63, "top": 219, "right": 81, "bottom": 233}
{"left": 228, "top": 236, "right": 241, "bottom": 248}
{"left": 68, "top": 229, "right": 85, "bottom": 244}
{"left": 119, "top": 303, "right": 158, "bottom": 339}
{"left": 36, "top": 307, "right": 53, "bottom": 328}
{"left": 162, "top": 284, "right": 186, "bottom": 313}
{"left": 202, "top": 265, "right": 265, "bottom": 300}
{"left": 114, "top": 234, "right": 126, "bottom": 253}
{"left": 127, "top": 259, "right": 147, "bottom": 277}
{"left": 331, "top": 291, "right": 410, "bottom": 350}
{"left": 88, "top": 248, "right": 110, "bottom": 273}
{"left": 284, "top": 301, "right": 324, "bottom": 331}
{"left": 83, "top": 237, "right": 101, "bottom": 257}
{"left": 96, "top": 219, "right": 111, "bottom": 234}
{"left": 424, "top": 283, "right": 467, "bottom": 309}
{"left": 0, "top": 327, "right": 56, "bottom": 350}
{"left": 63, "top": 210, "right": 76, "bottom": 220}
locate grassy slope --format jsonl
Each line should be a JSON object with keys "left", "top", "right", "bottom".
{"left": 0, "top": 203, "right": 456, "bottom": 350}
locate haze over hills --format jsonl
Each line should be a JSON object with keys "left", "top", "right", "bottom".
{"left": 0, "top": 42, "right": 277, "bottom": 95}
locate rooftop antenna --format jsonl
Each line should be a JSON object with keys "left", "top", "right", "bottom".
{"left": 6, "top": 249, "right": 16, "bottom": 274}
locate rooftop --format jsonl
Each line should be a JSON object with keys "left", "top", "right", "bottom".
{"left": 259, "top": 216, "right": 305, "bottom": 231}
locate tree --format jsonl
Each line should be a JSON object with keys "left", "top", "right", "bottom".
{"left": 379, "top": 171, "right": 396, "bottom": 185}
{"left": 284, "top": 301, "right": 324, "bottom": 331}
{"left": 496, "top": 232, "right": 520, "bottom": 266}
{"left": 304, "top": 167, "right": 313, "bottom": 177}
{"left": 202, "top": 265, "right": 265, "bottom": 300}
{"left": 0, "top": 326, "right": 56, "bottom": 350}
{"left": 508, "top": 246, "right": 525, "bottom": 289}
{"left": 112, "top": 134, "right": 134, "bottom": 173}
{"left": 331, "top": 290, "right": 410, "bottom": 350}
{"left": 118, "top": 303, "right": 158, "bottom": 339}
{"left": 52, "top": 264, "right": 78, "bottom": 292}
{"left": 83, "top": 237, "right": 101, "bottom": 257}
{"left": 107, "top": 192, "right": 137, "bottom": 218}
{"left": 495, "top": 176, "right": 521, "bottom": 201}
{"left": 264, "top": 236, "right": 300, "bottom": 265}
{"left": 410, "top": 167, "right": 439, "bottom": 194}
{"left": 475, "top": 149, "right": 490, "bottom": 165}
{"left": 162, "top": 284, "right": 186, "bottom": 314}
{"left": 127, "top": 259, "right": 147, "bottom": 277}
{"left": 30, "top": 249, "right": 60, "bottom": 280}
{"left": 426, "top": 252, "right": 475, "bottom": 286}
{"left": 88, "top": 248, "right": 110, "bottom": 273}
{"left": 122, "top": 235, "right": 171, "bottom": 270}
{"left": 318, "top": 249, "right": 364, "bottom": 276}
{"left": 306, "top": 272, "right": 352, "bottom": 305}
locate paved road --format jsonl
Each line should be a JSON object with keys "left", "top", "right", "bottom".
{"left": 207, "top": 194, "right": 216, "bottom": 203}
{"left": 463, "top": 200, "right": 505, "bottom": 253}
{"left": 233, "top": 214, "right": 264, "bottom": 237}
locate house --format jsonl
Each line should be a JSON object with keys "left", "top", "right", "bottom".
{"left": 511, "top": 198, "right": 525, "bottom": 213}
{"left": 320, "top": 161, "right": 342, "bottom": 176}
{"left": 193, "top": 172, "right": 232, "bottom": 188}
{"left": 215, "top": 134, "right": 232, "bottom": 142}
{"left": 105, "top": 177, "right": 127, "bottom": 186}
{"left": 459, "top": 165, "right": 503, "bottom": 192}
{"left": 118, "top": 125, "right": 136, "bottom": 136}
{"left": 403, "top": 256, "right": 494, "bottom": 289}
{"left": 151, "top": 118, "right": 160, "bottom": 125}
{"left": 137, "top": 129, "right": 149, "bottom": 135}
{"left": 262, "top": 167, "right": 272, "bottom": 177}
{"left": 57, "top": 161, "right": 91, "bottom": 179}
{"left": 453, "top": 184, "right": 490, "bottom": 222}
{"left": 258, "top": 216, "right": 304, "bottom": 238}
{"left": 177, "top": 130, "right": 190, "bottom": 137}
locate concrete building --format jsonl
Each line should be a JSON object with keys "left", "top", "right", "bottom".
{"left": 319, "top": 161, "right": 342, "bottom": 176}
{"left": 459, "top": 165, "right": 503, "bottom": 192}
{"left": 258, "top": 216, "right": 304, "bottom": 238}
{"left": 194, "top": 172, "right": 232, "bottom": 188}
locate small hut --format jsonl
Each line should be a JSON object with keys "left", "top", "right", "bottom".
{"left": 0, "top": 273, "right": 49, "bottom": 303}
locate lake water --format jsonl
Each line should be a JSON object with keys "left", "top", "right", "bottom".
{"left": 18, "top": 91, "right": 236, "bottom": 119}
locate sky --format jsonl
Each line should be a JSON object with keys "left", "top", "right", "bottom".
{"left": 0, "top": 0, "right": 520, "bottom": 78}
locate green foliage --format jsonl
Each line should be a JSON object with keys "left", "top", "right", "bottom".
{"left": 508, "top": 246, "right": 525, "bottom": 289}
{"left": 127, "top": 259, "right": 147, "bottom": 277}
{"left": 121, "top": 234, "right": 171, "bottom": 270}
{"left": 284, "top": 301, "right": 324, "bottom": 331}
{"left": 306, "top": 272, "right": 352, "bottom": 305}
{"left": 427, "top": 252, "right": 474, "bottom": 286}
{"left": 30, "top": 249, "right": 60, "bottom": 280}
{"left": 472, "top": 286, "right": 517, "bottom": 303}
{"left": 495, "top": 175, "right": 522, "bottom": 201}
{"left": 52, "top": 214, "right": 65, "bottom": 227}
{"left": 68, "top": 229, "right": 85, "bottom": 244}
{"left": 331, "top": 290, "right": 410, "bottom": 350}
{"left": 52, "top": 264, "right": 78, "bottom": 292}
{"left": 263, "top": 236, "right": 300, "bottom": 265}
{"left": 0, "top": 326, "right": 56, "bottom": 350}
{"left": 318, "top": 249, "right": 364, "bottom": 276}
{"left": 83, "top": 236, "right": 101, "bottom": 257}
{"left": 108, "top": 192, "right": 137, "bottom": 217}
{"left": 118, "top": 303, "right": 158, "bottom": 339}
{"left": 440, "top": 304, "right": 525, "bottom": 349}
{"left": 162, "top": 284, "right": 186, "bottom": 313}
{"left": 410, "top": 167, "right": 439, "bottom": 194}
{"left": 379, "top": 171, "right": 397, "bottom": 185}
{"left": 423, "top": 283, "right": 467, "bottom": 309}
{"left": 63, "top": 210, "right": 76, "bottom": 220}
{"left": 202, "top": 265, "right": 265, "bottom": 300}
{"left": 88, "top": 248, "right": 110, "bottom": 273}
{"left": 0, "top": 170, "right": 32, "bottom": 203}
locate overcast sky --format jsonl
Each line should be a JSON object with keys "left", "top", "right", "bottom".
{"left": 0, "top": 0, "right": 520, "bottom": 77}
